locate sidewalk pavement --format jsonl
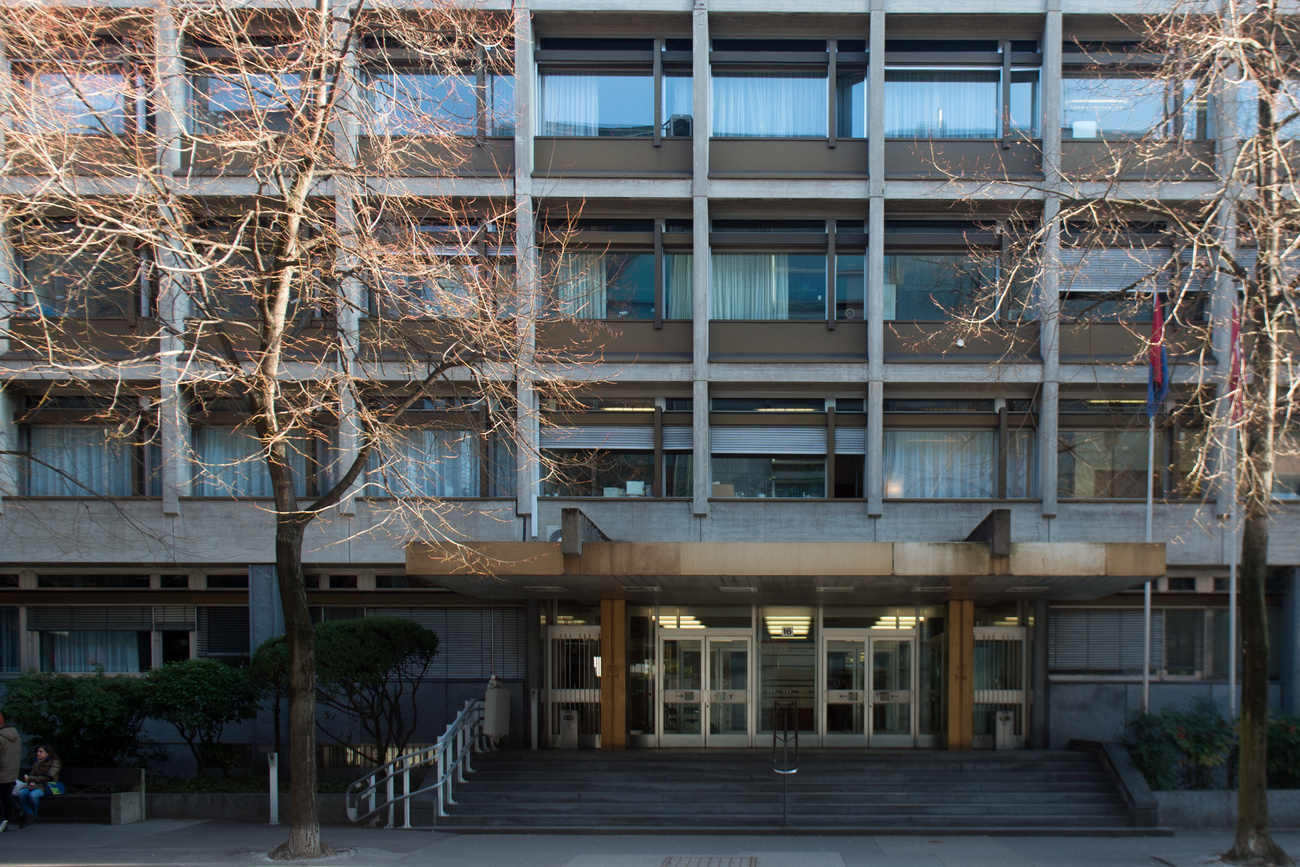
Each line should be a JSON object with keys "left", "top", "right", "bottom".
{"left": 1, "top": 819, "right": 1297, "bottom": 867}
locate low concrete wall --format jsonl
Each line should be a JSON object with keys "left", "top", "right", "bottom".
{"left": 1157, "top": 791, "right": 1300, "bottom": 828}
{"left": 146, "top": 794, "right": 348, "bottom": 824}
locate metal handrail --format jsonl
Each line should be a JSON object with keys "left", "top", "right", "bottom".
{"left": 345, "top": 698, "right": 490, "bottom": 829}
{"left": 772, "top": 700, "right": 799, "bottom": 829}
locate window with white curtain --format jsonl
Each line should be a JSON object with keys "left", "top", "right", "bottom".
{"left": 23, "top": 427, "right": 136, "bottom": 496}
{"left": 39, "top": 629, "right": 148, "bottom": 673}
{"left": 710, "top": 253, "right": 827, "bottom": 320}
{"left": 885, "top": 71, "right": 1001, "bottom": 138}
{"left": 364, "top": 429, "right": 482, "bottom": 497}
{"left": 193, "top": 426, "right": 310, "bottom": 497}
{"left": 712, "top": 71, "right": 828, "bottom": 137}
{"left": 884, "top": 430, "right": 997, "bottom": 498}
{"left": 536, "top": 38, "right": 692, "bottom": 138}
{"left": 543, "top": 220, "right": 693, "bottom": 321}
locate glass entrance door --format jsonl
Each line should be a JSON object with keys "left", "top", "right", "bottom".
{"left": 660, "top": 631, "right": 752, "bottom": 746}
{"left": 868, "top": 636, "right": 915, "bottom": 747}
{"left": 821, "top": 630, "right": 917, "bottom": 747}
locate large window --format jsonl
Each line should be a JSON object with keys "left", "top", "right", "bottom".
{"left": 883, "top": 224, "right": 999, "bottom": 321}
{"left": 1235, "top": 80, "right": 1300, "bottom": 140}
{"left": 882, "top": 399, "right": 1037, "bottom": 499}
{"left": 544, "top": 219, "right": 692, "bottom": 321}
{"left": 1275, "top": 433, "right": 1300, "bottom": 500}
{"left": 192, "top": 426, "right": 311, "bottom": 498}
{"left": 1057, "top": 429, "right": 1149, "bottom": 498}
{"left": 712, "top": 39, "right": 863, "bottom": 139}
{"left": 15, "top": 62, "right": 146, "bottom": 136}
{"left": 1058, "top": 244, "right": 1167, "bottom": 321}
{"left": 16, "top": 221, "right": 144, "bottom": 319}
{"left": 0, "top": 608, "right": 19, "bottom": 674}
{"left": 884, "top": 41, "right": 1040, "bottom": 140}
{"left": 710, "top": 220, "right": 853, "bottom": 321}
{"left": 540, "top": 412, "right": 692, "bottom": 497}
{"left": 1061, "top": 56, "right": 1205, "bottom": 141}
{"left": 23, "top": 427, "right": 137, "bottom": 497}
{"left": 711, "top": 39, "right": 866, "bottom": 139}
{"left": 365, "top": 426, "right": 513, "bottom": 498}
{"left": 372, "top": 223, "right": 515, "bottom": 319}
{"left": 368, "top": 62, "right": 514, "bottom": 137}
{"left": 189, "top": 69, "right": 304, "bottom": 134}
{"left": 537, "top": 38, "right": 692, "bottom": 139}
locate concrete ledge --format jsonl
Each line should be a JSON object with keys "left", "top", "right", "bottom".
{"left": 1156, "top": 790, "right": 1300, "bottom": 829}
{"left": 39, "top": 790, "right": 145, "bottom": 824}
{"left": 1070, "top": 739, "right": 1159, "bottom": 827}
{"left": 146, "top": 794, "right": 348, "bottom": 824}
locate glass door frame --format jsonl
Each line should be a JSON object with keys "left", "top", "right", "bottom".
{"left": 657, "top": 628, "right": 755, "bottom": 747}
{"left": 818, "top": 627, "right": 919, "bottom": 748}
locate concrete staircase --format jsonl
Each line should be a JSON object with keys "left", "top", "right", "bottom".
{"left": 429, "top": 748, "right": 1164, "bottom": 835}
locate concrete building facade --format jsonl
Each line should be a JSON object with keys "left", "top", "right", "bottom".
{"left": 0, "top": 0, "right": 1298, "bottom": 764}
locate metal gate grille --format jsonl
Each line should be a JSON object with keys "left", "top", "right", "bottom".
{"left": 547, "top": 626, "right": 601, "bottom": 748}
{"left": 973, "top": 626, "right": 1027, "bottom": 748}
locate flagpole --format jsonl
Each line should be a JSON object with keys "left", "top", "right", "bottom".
{"left": 1144, "top": 414, "right": 1155, "bottom": 712}
{"left": 1229, "top": 429, "right": 1239, "bottom": 718}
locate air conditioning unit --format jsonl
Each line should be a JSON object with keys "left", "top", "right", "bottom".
{"left": 668, "top": 114, "right": 692, "bottom": 138}
{"left": 546, "top": 525, "right": 562, "bottom": 543}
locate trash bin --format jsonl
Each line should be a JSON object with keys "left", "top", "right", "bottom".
{"left": 995, "top": 710, "right": 1015, "bottom": 750}
{"left": 559, "top": 709, "right": 579, "bottom": 749}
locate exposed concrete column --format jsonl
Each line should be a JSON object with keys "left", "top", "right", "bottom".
{"left": 1030, "top": 598, "right": 1051, "bottom": 748}
{"left": 599, "top": 598, "right": 627, "bottom": 750}
{"left": 867, "top": 195, "right": 885, "bottom": 518}
{"left": 1280, "top": 566, "right": 1300, "bottom": 714}
{"left": 691, "top": 1, "right": 710, "bottom": 518}
{"left": 515, "top": 1, "right": 534, "bottom": 187}
{"left": 867, "top": 8, "right": 885, "bottom": 192}
{"left": 513, "top": 2, "right": 539, "bottom": 535}
{"left": 1041, "top": 8, "right": 1062, "bottom": 187}
{"left": 946, "top": 599, "right": 975, "bottom": 751}
{"left": 154, "top": 11, "right": 184, "bottom": 176}
{"left": 1039, "top": 197, "right": 1060, "bottom": 518}
{"left": 334, "top": 190, "right": 362, "bottom": 516}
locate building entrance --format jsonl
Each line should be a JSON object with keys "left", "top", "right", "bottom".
{"left": 659, "top": 630, "right": 752, "bottom": 747}
{"left": 821, "top": 630, "right": 918, "bottom": 747}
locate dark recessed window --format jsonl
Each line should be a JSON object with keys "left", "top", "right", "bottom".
{"left": 0, "top": 575, "right": 19, "bottom": 589}
{"left": 1167, "top": 577, "right": 1197, "bottom": 592}
{"left": 37, "top": 574, "right": 150, "bottom": 589}
{"left": 160, "top": 574, "right": 190, "bottom": 589}
{"left": 207, "top": 574, "right": 250, "bottom": 590}
{"left": 376, "top": 575, "right": 449, "bottom": 590}
{"left": 328, "top": 575, "right": 359, "bottom": 590}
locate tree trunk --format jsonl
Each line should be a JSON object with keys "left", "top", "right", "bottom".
{"left": 268, "top": 516, "right": 332, "bottom": 860}
{"left": 1225, "top": 513, "right": 1291, "bottom": 865}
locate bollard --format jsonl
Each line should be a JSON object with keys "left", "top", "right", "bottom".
{"left": 268, "top": 753, "right": 279, "bottom": 825}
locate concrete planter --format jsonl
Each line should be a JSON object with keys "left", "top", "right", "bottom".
{"left": 146, "top": 794, "right": 348, "bottom": 824}
{"left": 1157, "top": 790, "right": 1300, "bottom": 828}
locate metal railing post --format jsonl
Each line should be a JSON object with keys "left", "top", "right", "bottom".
{"left": 772, "top": 700, "right": 799, "bottom": 829}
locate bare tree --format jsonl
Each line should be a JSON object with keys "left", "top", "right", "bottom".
{"left": 938, "top": 7, "right": 1299, "bottom": 862}
{"left": 0, "top": 1, "right": 589, "bottom": 858}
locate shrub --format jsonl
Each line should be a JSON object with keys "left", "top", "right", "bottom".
{"left": 0, "top": 666, "right": 153, "bottom": 766}
{"left": 1267, "top": 714, "right": 1300, "bottom": 789}
{"left": 1124, "top": 696, "right": 1235, "bottom": 790}
{"left": 142, "top": 659, "right": 263, "bottom": 777}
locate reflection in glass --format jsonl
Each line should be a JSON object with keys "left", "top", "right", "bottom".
{"left": 541, "top": 72, "right": 654, "bottom": 136}
{"left": 20, "top": 71, "right": 133, "bottom": 134}
{"left": 1062, "top": 77, "right": 1202, "bottom": 140}
{"left": 871, "top": 639, "right": 911, "bottom": 736}
{"left": 662, "top": 638, "right": 702, "bottom": 735}
{"left": 709, "top": 639, "right": 749, "bottom": 736}
{"left": 550, "top": 252, "right": 655, "bottom": 319}
{"left": 883, "top": 253, "right": 995, "bottom": 321}
{"left": 711, "top": 456, "right": 826, "bottom": 498}
{"left": 543, "top": 450, "right": 655, "bottom": 497}
{"left": 825, "top": 639, "right": 866, "bottom": 735}
{"left": 371, "top": 71, "right": 514, "bottom": 136}
{"left": 1057, "top": 430, "right": 1151, "bottom": 498}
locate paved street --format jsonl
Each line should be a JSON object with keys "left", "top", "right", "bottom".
{"left": 1, "top": 820, "right": 1297, "bottom": 867}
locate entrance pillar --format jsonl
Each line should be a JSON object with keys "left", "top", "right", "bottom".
{"left": 946, "top": 599, "right": 975, "bottom": 751}
{"left": 600, "top": 599, "right": 627, "bottom": 750}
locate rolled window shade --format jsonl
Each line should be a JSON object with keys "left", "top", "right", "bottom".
{"left": 662, "top": 425, "right": 693, "bottom": 450}
{"left": 833, "top": 427, "right": 867, "bottom": 454}
{"left": 710, "top": 426, "right": 827, "bottom": 454}
{"left": 540, "top": 426, "right": 654, "bottom": 450}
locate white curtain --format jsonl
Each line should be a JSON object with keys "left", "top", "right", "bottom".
{"left": 711, "top": 254, "right": 790, "bottom": 319}
{"left": 366, "top": 429, "right": 481, "bottom": 497}
{"left": 42, "top": 630, "right": 140, "bottom": 673}
{"left": 540, "top": 73, "right": 599, "bottom": 136}
{"left": 666, "top": 253, "right": 693, "bottom": 319}
{"left": 554, "top": 253, "right": 608, "bottom": 318}
{"left": 712, "top": 72, "right": 826, "bottom": 137}
{"left": 884, "top": 71, "right": 1000, "bottom": 139}
{"left": 884, "top": 430, "right": 996, "bottom": 498}
{"left": 26, "top": 427, "right": 134, "bottom": 496}
{"left": 193, "top": 427, "right": 308, "bottom": 497}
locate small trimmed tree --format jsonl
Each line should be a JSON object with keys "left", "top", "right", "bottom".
{"left": 1, "top": 667, "right": 151, "bottom": 766}
{"left": 143, "top": 659, "right": 262, "bottom": 777}
{"left": 253, "top": 617, "right": 439, "bottom": 767}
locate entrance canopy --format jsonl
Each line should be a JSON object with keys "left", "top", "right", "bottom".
{"left": 405, "top": 540, "right": 1165, "bottom": 605}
